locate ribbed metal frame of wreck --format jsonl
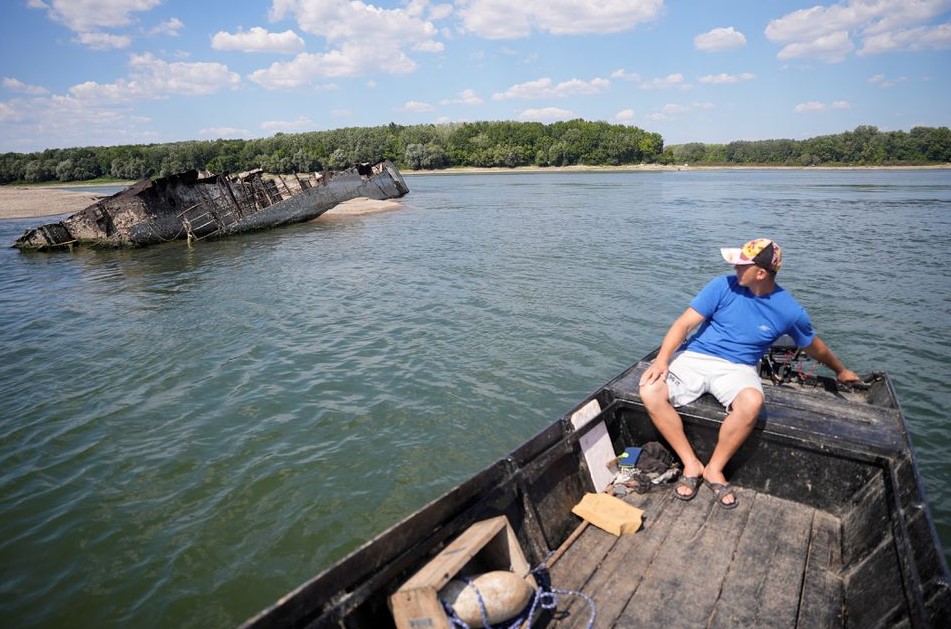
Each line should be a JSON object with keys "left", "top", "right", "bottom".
{"left": 12, "top": 160, "right": 409, "bottom": 250}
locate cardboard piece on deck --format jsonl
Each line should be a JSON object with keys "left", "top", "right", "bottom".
{"left": 571, "top": 492, "right": 644, "bottom": 536}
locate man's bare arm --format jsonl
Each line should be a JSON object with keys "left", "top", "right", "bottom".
{"left": 639, "top": 307, "right": 706, "bottom": 386}
{"left": 804, "top": 336, "right": 860, "bottom": 382}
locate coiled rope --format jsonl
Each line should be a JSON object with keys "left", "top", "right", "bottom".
{"left": 440, "top": 555, "right": 596, "bottom": 629}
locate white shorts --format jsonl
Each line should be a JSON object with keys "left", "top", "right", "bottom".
{"left": 665, "top": 350, "right": 763, "bottom": 408}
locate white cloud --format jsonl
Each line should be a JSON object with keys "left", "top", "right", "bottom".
{"left": 517, "top": 106, "right": 573, "bottom": 122}
{"left": 402, "top": 100, "right": 436, "bottom": 112}
{"left": 3, "top": 78, "right": 49, "bottom": 95}
{"left": 611, "top": 69, "right": 641, "bottom": 82}
{"left": 212, "top": 27, "right": 306, "bottom": 54}
{"left": 766, "top": 0, "right": 951, "bottom": 62}
{"left": 149, "top": 18, "right": 184, "bottom": 37}
{"left": 456, "top": 0, "right": 664, "bottom": 39}
{"left": 647, "top": 101, "right": 714, "bottom": 120}
{"left": 493, "top": 77, "right": 610, "bottom": 100}
{"left": 860, "top": 23, "right": 951, "bottom": 54}
{"left": 694, "top": 27, "right": 747, "bottom": 52}
{"left": 260, "top": 117, "right": 314, "bottom": 132}
{"left": 73, "top": 32, "right": 131, "bottom": 50}
{"left": 776, "top": 30, "right": 855, "bottom": 63}
{"left": 3, "top": 90, "right": 157, "bottom": 148}
{"left": 794, "top": 100, "right": 851, "bottom": 113}
{"left": 67, "top": 53, "right": 240, "bottom": 104}
{"left": 270, "top": 0, "right": 440, "bottom": 47}
{"left": 429, "top": 3, "right": 455, "bottom": 21}
{"left": 199, "top": 127, "right": 249, "bottom": 138}
{"left": 440, "top": 89, "right": 484, "bottom": 105}
{"left": 869, "top": 73, "right": 907, "bottom": 87}
{"left": 698, "top": 72, "right": 755, "bottom": 84}
{"left": 615, "top": 108, "right": 636, "bottom": 123}
{"left": 249, "top": 43, "right": 416, "bottom": 89}
{"left": 640, "top": 73, "right": 689, "bottom": 90}
{"left": 412, "top": 40, "right": 445, "bottom": 52}
{"left": 31, "top": 2, "right": 182, "bottom": 50}
{"left": 0, "top": 101, "right": 22, "bottom": 122}
{"left": 29, "top": 0, "right": 162, "bottom": 33}
{"left": 251, "top": 0, "right": 444, "bottom": 89}
{"left": 795, "top": 101, "right": 826, "bottom": 112}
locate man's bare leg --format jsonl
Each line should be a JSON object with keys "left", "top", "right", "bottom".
{"left": 640, "top": 380, "right": 704, "bottom": 497}
{"left": 703, "top": 387, "right": 763, "bottom": 505}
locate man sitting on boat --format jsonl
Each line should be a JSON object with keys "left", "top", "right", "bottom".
{"left": 637, "top": 238, "right": 860, "bottom": 508}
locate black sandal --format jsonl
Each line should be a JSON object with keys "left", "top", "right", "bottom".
{"left": 707, "top": 481, "right": 738, "bottom": 509}
{"left": 674, "top": 475, "right": 700, "bottom": 501}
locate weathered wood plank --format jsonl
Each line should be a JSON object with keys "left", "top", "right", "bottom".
{"left": 548, "top": 516, "right": 618, "bottom": 592}
{"left": 707, "top": 493, "right": 814, "bottom": 628}
{"left": 614, "top": 485, "right": 753, "bottom": 626}
{"left": 551, "top": 490, "right": 683, "bottom": 628}
{"left": 549, "top": 491, "right": 679, "bottom": 629}
{"left": 545, "top": 522, "right": 615, "bottom": 627}
{"left": 798, "top": 510, "right": 845, "bottom": 627}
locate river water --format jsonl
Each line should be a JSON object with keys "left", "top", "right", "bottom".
{"left": 1, "top": 169, "right": 949, "bottom": 627}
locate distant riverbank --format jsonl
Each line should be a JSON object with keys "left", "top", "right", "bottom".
{"left": 402, "top": 163, "right": 951, "bottom": 175}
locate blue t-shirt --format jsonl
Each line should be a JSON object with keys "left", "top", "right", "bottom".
{"left": 682, "top": 275, "right": 815, "bottom": 365}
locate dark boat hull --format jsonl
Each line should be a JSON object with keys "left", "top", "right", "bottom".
{"left": 12, "top": 160, "right": 409, "bottom": 250}
{"left": 242, "top": 350, "right": 951, "bottom": 628}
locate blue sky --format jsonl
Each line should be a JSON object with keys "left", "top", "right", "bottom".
{"left": 1, "top": 0, "right": 949, "bottom": 153}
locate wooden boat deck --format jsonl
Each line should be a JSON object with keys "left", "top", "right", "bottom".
{"left": 548, "top": 484, "right": 843, "bottom": 628}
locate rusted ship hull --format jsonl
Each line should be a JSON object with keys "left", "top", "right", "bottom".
{"left": 12, "top": 160, "right": 409, "bottom": 251}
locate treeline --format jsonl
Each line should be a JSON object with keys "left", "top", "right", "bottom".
{"left": 0, "top": 121, "right": 948, "bottom": 185}
{"left": 666, "top": 125, "right": 951, "bottom": 166}
{"left": 0, "top": 120, "right": 663, "bottom": 184}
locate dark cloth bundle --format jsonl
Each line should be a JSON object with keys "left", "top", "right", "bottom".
{"left": 614, "top": 441, "right": 680, "bottom": 494}
{"left": 636, "top": 441, "right": 676, "bottom": 474}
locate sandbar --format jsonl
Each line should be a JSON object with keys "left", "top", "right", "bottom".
{"left": 0, "top": 186, "right": 106, "bottom": 220}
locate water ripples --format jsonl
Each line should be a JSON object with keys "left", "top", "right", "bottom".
{"left": 1, "top": 169, "right": 949, "bottom": 627}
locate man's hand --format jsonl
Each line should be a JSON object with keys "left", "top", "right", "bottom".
{"left": 836, "top": 368, "right": 861, "bottom": 383}
{"left": 639, "top": 361, "right": 669, "bottom": 387}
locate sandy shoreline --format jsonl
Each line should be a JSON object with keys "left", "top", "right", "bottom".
{"left": 0, "top": 186, "right": 110, "bottom": 220}
{"left": 3, "top": 163, "right": 948, "bottom": 220}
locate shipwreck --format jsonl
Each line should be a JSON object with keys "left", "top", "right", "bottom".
{"left": 12, "top": 159, "right": 409, "bottom": 251}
